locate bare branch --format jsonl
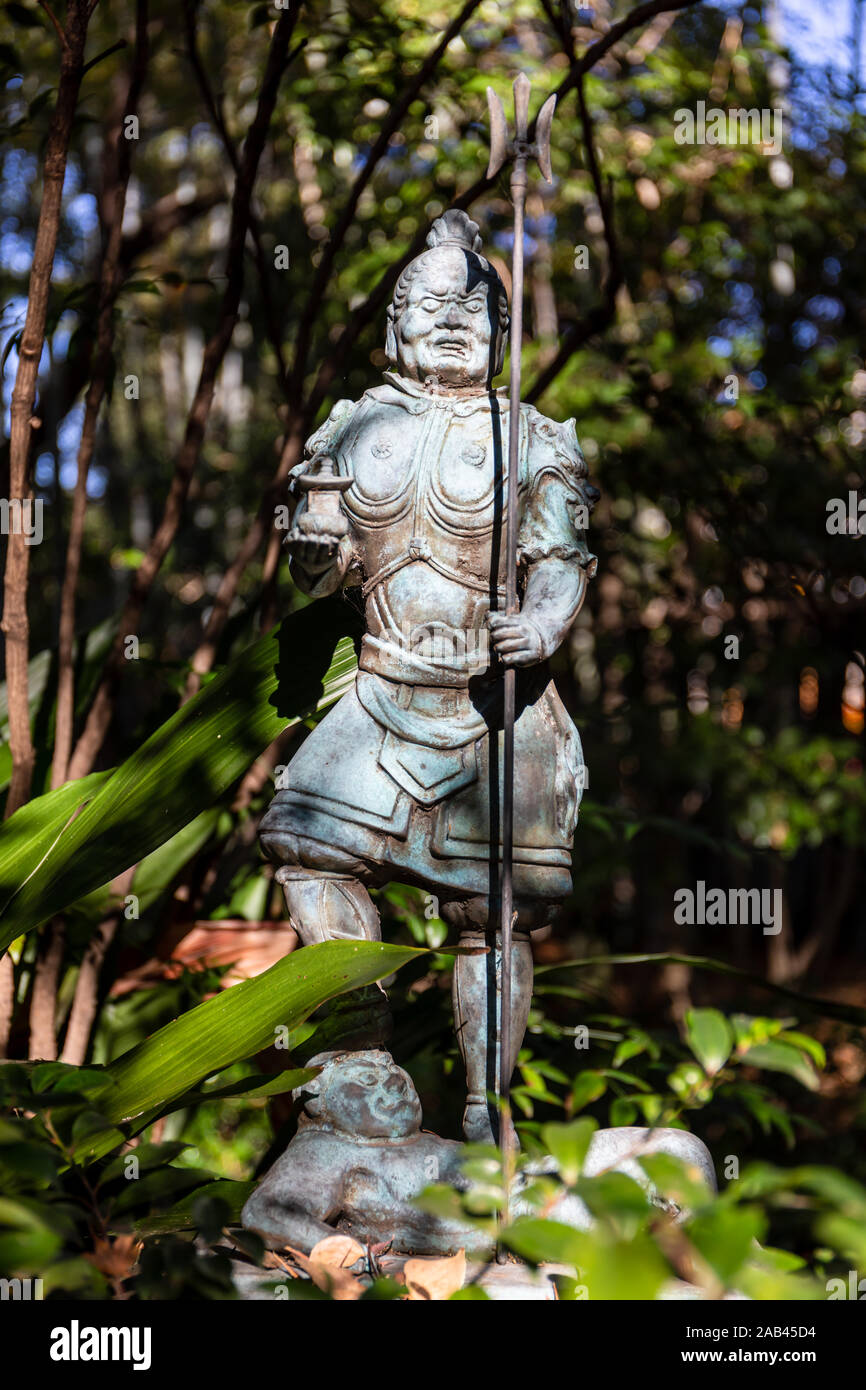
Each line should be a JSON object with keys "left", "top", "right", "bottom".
{"left": 52, "top": 0, "right": 151, "bottom": 790}
{"left": 28, "top": 918, "right": 66, "bottom": 1060}
{"left": 2, "top": 0, "right": 94, "bottom": 817}
{"left": 182, "top": 0, "right": 293, "bottom": 383}
{"left": 37, "top": 0, "right": 67, "bottom": 51}
{"left": 287, "top": 0, "right": 484, "bottom": 400}
{"left": 66, "top": 3, "right": 302, "bottom": 781}
{"left": 0, "top": 953, "right": 14, "bottom": 1058}
{"left": 526, "top": 0, "right": 702, "bottom": 400}
{"left": 59, "top": 874, "right": 132, "bottom": 1066}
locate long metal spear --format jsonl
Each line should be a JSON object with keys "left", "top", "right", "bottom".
{"left": 486, "top": 75, "right": 555, "bottom": 1198}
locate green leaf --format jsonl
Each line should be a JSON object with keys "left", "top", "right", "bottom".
{"left": 77, "top": 939, "right": 428, "bottom": 1157}
{"left": 574, "top": 1172, "right": 650, "bottom": 1236}
{"left": 110, "top": 1165, "right": 219, "bottom": 1217}
{"left": 68, "top": 808, "right": 220, "bottom": 925}
{"left": 684, "top": 1007, "right": 733, "bottom": 1075}
{"left": 144, "top": 1065, "right": 320, "bottom": 1125}
{"left": 688, "top": 1205, "right": 765, "bottom": 1283}
{"left": 501, "top": 1216, "right": 584, "bottom": 1267}
{"left": 740, "top": 1040, "right": 820, "bottom": 1091}
{"left": 0, "top": 1197, "right": 63, "bottom": 1274}
{"left": 99, "top": 1141, "right": 191, "bottom": 1184}
{"left": 638, "top": 1151, "right": 715, "bottom": 1213}
{"left": 0, "top": 599, "right": 359, "bottom": 951}
{"left": 776, "top": 1030, "right": 826, "bottom": 1069}
{"left": 131, "top": 1180, "right": 255, "bottom": 1236}
{"left": 540, "top": 1118, "right": 597, "bottom": 1185}
{"left": 569, "top": 1070, "right": 607, "bottom": 1112}
{"left": 0, "top": 772, "right": 111, "bottom": 920}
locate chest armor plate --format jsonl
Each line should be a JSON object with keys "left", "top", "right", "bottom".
{"left": 336, "top": 395, "right": 528, "bottom": 594}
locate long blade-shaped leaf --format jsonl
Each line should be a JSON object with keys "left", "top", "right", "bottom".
{"left": 0, "top": 599, "right": 359, "bottom": 952}
{"left": 0, "top": 771, "right": 111, "bottom": 920}
{"left": 102, "top": 940, "right": 422, "bottom": 1123}
{"left": 71, "top": 939, "right": 427, "bottom": 1161}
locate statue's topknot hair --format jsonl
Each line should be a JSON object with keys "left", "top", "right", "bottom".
{"left": 425, "top": 209, "right": 483, "bottom": 254}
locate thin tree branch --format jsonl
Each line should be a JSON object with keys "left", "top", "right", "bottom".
{"left": 2, "top": 0, "right": 94, "bottom": 817}
{"left": 52, "top": 0, "right": 151, "bottom": 790}
{"left": 527, "top": 0, "right": 703, "bottom": 399}
{"left": 28, "top": 917, "right": 66, "bottom": 1060}
{"left": 181, "top": 419, "right": 307, "bottom": 699}
{"left": 182, "top": 0, "right": 296, "bottom": 384}
{"left": 66, "top": 2, "right": 302, "bottom": 781}
{"left": 37, "top": 0, "right": 68, "bottom": 51}
{"left": 59, "top": 872, "right": 132, "bottom": 1066}
{"left": 287, "top": 0, "right": 484, "bottom": 401}
{"left": 0, "top": 953, "right": 14, "bottom": 1058}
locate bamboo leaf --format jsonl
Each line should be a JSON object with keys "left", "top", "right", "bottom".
{"left": 0, "top": 772, "right": 111, "bottom": 919}
{"left": 71, "top": 939, "right": 427, "bottom": 1160}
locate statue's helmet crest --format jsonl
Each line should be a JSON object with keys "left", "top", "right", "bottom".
{"left": 423, "top": 208, "right": 483, "bottom": 254}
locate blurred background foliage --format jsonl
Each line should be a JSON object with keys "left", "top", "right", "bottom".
{"left": 0, "top": 0, "right": 864, "bottom": 1297}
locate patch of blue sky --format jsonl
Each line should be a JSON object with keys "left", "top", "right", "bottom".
{"left": 65, "top": 192, "right": 99, "bottom": 236}
{"left": 1, "top": 149, "right": 38, "bottom": 214}
{"left": 57, "top": 402, "right": 84, "bottom": 460}
{"left": 0, "top": 228, "right": 33, "bottom": 275}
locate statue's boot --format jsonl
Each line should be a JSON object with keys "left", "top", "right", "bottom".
{"left": 276, "top": 867, "right": 391, "bottom": 1054}
{"left": 450, "top": 921, "right": 533, "bottom": 1147}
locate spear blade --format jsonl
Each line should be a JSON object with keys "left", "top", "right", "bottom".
{"left": 535, "top": 92, "right": 557, "bottom": 183}
{"left": 486, "top": 87, "right": 508, "bottom": 178}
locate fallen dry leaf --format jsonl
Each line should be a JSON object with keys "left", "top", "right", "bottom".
{"left": 307, "top": 1259, "right": 364, "bottom": 1301}
{"left": 402, "top": 1249, "right": 466, "bottom": 1301}
{"left": 84, "top": 1234, "right": 142, "bottom": 1282}
{"left": 280, "top": 1242, "right": 364, "bottom": 1301}
{"left": 310, "top": 1235, "right": 366, "bottom": 1270}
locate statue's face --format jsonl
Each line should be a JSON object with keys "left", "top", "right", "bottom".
{"left": 311, "top": 1052, "right": 423, "bottom": 1140}
{"left": 393, "top": 246, "right": 497, "bottom": 387}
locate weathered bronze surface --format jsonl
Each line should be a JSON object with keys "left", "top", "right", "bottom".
{"left": 259, "top": 208, "right": 597, "bottom": 1141}
{"left": 242, "top": 207, "right": 601, "bottom": 1252}
{"left": 240, "top": 1053, "right": 717, "bottom": 1257}
{"left": 242, "top": 1051, "right": 482, "bottom": 1256}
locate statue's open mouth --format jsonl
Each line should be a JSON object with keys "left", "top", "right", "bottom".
{"left": 434, "top": 336, "right": 469, "bottom": 354}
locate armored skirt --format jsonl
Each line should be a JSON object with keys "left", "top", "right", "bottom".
{"left": 260, "top": 664, "right": 584, "bottom": 904}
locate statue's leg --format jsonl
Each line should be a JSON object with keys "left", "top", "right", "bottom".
{"left": 443, "top": 895, "right": 534, "bottom": 1146}
{"left": 274, "top": 835, "right": 391, "bottom": 1053}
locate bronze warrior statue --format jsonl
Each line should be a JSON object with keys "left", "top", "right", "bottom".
{"left": 259, "top": 209, "right": 598, "bottom": 1146}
